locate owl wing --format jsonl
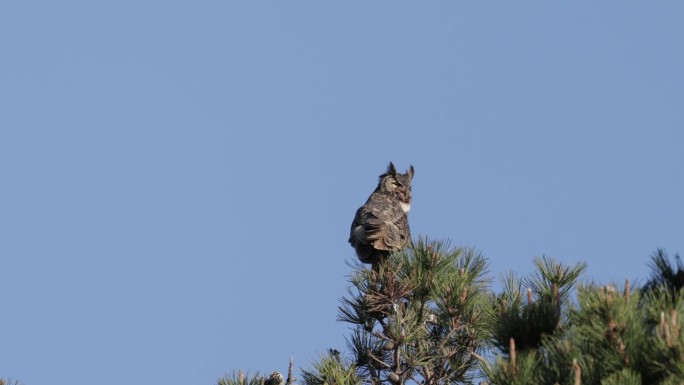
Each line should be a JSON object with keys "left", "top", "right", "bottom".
{"left": 349, "top": 193, "right": 409, "bottom": 252}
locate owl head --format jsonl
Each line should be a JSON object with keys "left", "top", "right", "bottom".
{"left": 377, "top": 162, "right": 414, "bottom": 211}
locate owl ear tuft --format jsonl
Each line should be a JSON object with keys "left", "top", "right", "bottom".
{"left": 408, "top": 165, "right": 414, "bottom": 179}
{"left": 387, "top": 162, "right": 397, "bottom": 175}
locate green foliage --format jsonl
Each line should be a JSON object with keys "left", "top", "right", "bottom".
{"left": 485, "top": 250, "right": 684, "bottom": 385}
{"left": 641, "top": 293, "right": 684, "bottom": 382}
{"left": 486, "top": 257, "right": 586, "bottom": 385}
{"left": 217, "top": 371, "right": 267, "bottom": 385}
{"left": 600, "top": 369, "right": 641, "bottom": 385}
{"left": 336, "top": 238, "right": 491, "bottom": 385}
{"left": 569, "top": 284, "right": 646, "bottom": 384}
{"left": 223, "top": 244, "right": 684, "bottom": 385}
{"left": 483, "top": 351, "right": 540, "bottom": 385}
{"left": 301, "top": 350, "right": 362, "bottom": 385}
{"left": 525, "top": 256, "right": 587, "bottom": 310}
{"left": 643, "top": 249, "right": 684, "bottom": 302}
{"left": 492, "top": 271, "right": 558, "bottom": 354}
{"left": 491, "top": 257, "right": 586, "bottom": 355}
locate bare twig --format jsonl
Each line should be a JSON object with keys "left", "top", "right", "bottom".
{"left": 393, "top": 343, "right": 402, "bottom": 384}
{"left": 373, "top": 331, "right": 392, "bottom": 341}
{"left": 286, "top": 355, "right": 295, "bottom": 385}
{"left": 367, "top": 349, "right": 391, "bottom": 369}
{"left": 470, "top": 350, "right": 490, "bottom": 371}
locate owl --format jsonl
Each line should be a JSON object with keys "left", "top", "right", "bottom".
{"left": 349, "top": 162, "right": 414, "bottom": 265}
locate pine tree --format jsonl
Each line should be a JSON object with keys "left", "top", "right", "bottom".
{"left": 484, "top": 256, "right": 586, "bottom": 385}
{"left": 220, "top": 246, "right": 684, "bottom": 385}
{"left": 483, "top": 251, "right": 684, "bottom": 385}
{"left": 331, "top": 238, "right": 492, "bottom": 385}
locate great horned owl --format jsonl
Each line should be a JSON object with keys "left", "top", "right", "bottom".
{"left": 349, "top": 162, "right": 414, "bottom": 265}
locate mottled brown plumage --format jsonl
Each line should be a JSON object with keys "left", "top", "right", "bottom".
{"left": 349, "top": 162, "right": 414, "bottom": 265}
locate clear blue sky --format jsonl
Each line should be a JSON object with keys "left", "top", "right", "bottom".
{"left": 1, "top": 2, "right": 682, "bottom": 384}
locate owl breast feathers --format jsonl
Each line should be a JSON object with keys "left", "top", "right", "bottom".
{"left": 349, "top": 162, "right": 414, "bottom": 265}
